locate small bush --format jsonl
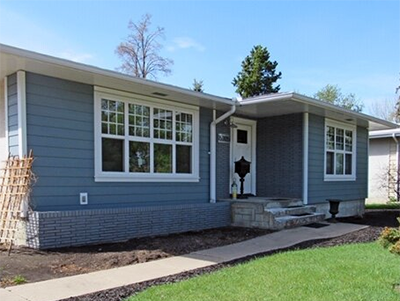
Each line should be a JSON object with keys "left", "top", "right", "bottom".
{"left": 379, "top": 217, "right": 400, "bottom": 255}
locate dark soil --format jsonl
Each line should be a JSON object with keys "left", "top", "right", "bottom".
{"left": 0, "top": 227, "right": 273, "bottom": 287}
{"left": 1, "top": 209, "right": 399, "bottom": 301}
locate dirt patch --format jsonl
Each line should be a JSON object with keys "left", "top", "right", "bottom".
{"left": 1, "top": 209, "right": 399, "bottom": 299}
{"left": 0, "top": 227, "right": 272, "bottom": 286}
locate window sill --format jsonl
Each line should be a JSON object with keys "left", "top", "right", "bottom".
{"left": 324, "top": 175, "right": 356, "bottom": 182}
{"left": 95, "top": 173, "right": 200, "bottom": 183}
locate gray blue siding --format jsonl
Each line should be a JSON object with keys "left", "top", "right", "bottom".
{"left": 216, "top": 115, "right": 231, "bottom": 199}
{"left": 256, "top": 114, "right": 303, "bottom": 198}
{"left": 7, "top": 73, "right": 19, "bottom": 155}
{"left": 25, "top": 73, "right": 211, "bottom": 211}
{"left": 308, "top": 114, "right": 368, "bottom": 203}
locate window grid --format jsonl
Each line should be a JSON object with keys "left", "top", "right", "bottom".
{"left": 101, "top": 99, "right": 124, "bottom": 136}
{"left": 153, "top": 108, "right": 173, "bottom": 140}
{"left": 176, "top": 112, "right": 193, "bottom": 143}
{"left": 325, "top": 121, "right": 355, "bottom": 179}
{"left": 100, "top": 97, "right": 194, "bottom": 176}
{"left": 128, "top": 103, "right": 150, "bottom": 138}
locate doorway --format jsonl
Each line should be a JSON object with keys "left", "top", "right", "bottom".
{"left": 230, "top": 117, "right": 257, "bottom": 195}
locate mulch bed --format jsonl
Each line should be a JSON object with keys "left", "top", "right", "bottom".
{"left": 59, "top": 209, "right": 400, "bottom": 301}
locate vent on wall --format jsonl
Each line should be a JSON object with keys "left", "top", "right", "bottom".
{"left": 152, "top": 92, "right": 168, "bottom": 97}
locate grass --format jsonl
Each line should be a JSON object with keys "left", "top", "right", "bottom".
{"left": 12, "top": 275, "right": 27, "bottom": 285}
{"left": 127, "top": 243, "right": 400, "bottom": 301}
{"left": 366, "top": 203, "right": 400, "bottom": 210}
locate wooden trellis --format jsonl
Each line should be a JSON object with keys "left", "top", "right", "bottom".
{"left": 0, "top": 150, "right": 34, "bottom": 250}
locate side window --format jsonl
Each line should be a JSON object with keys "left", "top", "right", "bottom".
{"left": 324, "top": 120, "right": 356, "bottom": 181}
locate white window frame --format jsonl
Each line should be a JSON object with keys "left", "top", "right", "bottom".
{"left": 324, "top": 119, "right": 357, "bottom": 181}
{"left": 94, "top": 87, "right": 200, "bottom": 182}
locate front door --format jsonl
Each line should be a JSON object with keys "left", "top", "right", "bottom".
{"left": 230, "top": 118, "right": 256, "bottom": 195}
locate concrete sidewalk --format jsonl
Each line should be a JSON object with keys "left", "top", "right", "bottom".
{"left": 0, "top": 222, "right": 367, "bottom": 301}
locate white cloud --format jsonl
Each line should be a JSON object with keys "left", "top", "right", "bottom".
{"left": 58, "top": 50, "right": 94, "bottom": 63}
{"left": 167, "top": 37, "right": 205, "bottom": 52}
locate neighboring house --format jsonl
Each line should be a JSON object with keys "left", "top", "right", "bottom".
{"left": 0, "top": 44, "right": 396, "bottom": 249}
{"left": 368, "top": 129, "right": 400, "bottom": 204}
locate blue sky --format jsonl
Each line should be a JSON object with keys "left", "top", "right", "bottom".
{"left": 0, "top": 0, "right": 399, "bottom": 115}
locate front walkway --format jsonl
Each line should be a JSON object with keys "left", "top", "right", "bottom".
{"left": 0, "top": 222, "right": 367, "bottom": 301}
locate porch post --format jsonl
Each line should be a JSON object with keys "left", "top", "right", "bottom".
{"left": 303, "top": 112, "right": 309, "bottom": 204}
{"left": 210, "top": 103, "right": 236, "bottom": 203}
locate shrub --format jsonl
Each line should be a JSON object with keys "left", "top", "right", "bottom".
{"left": 379, "top": 217, "right": 400, "bottom": 255}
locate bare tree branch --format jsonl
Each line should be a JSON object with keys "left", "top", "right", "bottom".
{"left": 115, "top": 14, "right": 173, "bottom": 80}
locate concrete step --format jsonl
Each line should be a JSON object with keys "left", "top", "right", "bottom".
{"left": 246, "top": 197, "right": 303, "bottom": 209}
{"left": 273, "top": 213, "right": 326, "bottom": 230}
{"left": 266, "top": 205, "right": 317, "bottom": 217}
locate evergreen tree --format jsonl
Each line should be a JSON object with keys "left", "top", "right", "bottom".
{"left": 192, "top": 79, "right": 204, "bottom": 92}
{"left": 232, "top": 45, "right": 282, "bottom": 98}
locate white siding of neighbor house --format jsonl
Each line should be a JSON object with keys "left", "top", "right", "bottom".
{"left": 368, "top": 138, "right": 397, "bottom": 204}
{"left": 0, "top": 78, "right": 7, "bottom": 167}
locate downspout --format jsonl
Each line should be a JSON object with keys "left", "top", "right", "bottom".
{"left": 210, "top": 101, "right": 237, "bottom": 203}
{"left": 392, "top": 133, "right": 400, "bottom": 202}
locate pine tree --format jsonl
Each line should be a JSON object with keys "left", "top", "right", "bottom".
{"left": 232, "top": 45, "right": 282, "bottom": 98}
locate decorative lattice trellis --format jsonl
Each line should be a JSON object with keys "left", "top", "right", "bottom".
{"left": 0, "top": 150, "right": 34, "bottom": 251}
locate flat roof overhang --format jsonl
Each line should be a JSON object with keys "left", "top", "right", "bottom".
{"left": 369, "top": 128, "right": 400, "bottom": 139}
{"left": 0, "top": 44, "right": 234, "bottom": 111}
{"left": 0, "top": 44, "right": 397, "bottom": 131}
{"left": 237, "top": 93, "right": 398, "bottom": 131}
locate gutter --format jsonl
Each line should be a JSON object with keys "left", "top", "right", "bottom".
{"left": 210, "top": 101, "right": 237, "bottom": 203}
{"left": 392, "top": 133, "right": 400, "bottom": 202}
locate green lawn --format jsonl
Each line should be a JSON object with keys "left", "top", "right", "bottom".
{"left": 366, "top": 203, "right": 400, "bottom": 210}
{"left": 127, "top": 243, "right": 400, "bottom": 301}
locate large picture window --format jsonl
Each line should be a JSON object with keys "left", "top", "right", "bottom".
{"left": 324, "top": 119, "right": 356, "bottom": 181}
{"left": 94, "top": 88, "right": 199, "bottom": 182}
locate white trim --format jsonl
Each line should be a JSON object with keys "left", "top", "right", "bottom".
{"left": 4, "top": 76, "right": 8, "bottom": 153}
{"left": 302, "top": 113, "right": 309, "bottom": 204}
{"left": 229, "top": 117, "right": 257, "bottom": 196}
{"left": 94, "top": 86, "right": 200, "bottom": 111}
{"left": 239, "top": 92, "right": 397, "bottom": 131}
{"left": 324, "top": 118, "right": 357, "bottom": 181}
{"left": 94, "top": 88, "right": 200, "bottom": 182}
{"left": 17, "top": 71, "right": 27, "bottom": 156}
{"left": 210, "top": 105, "right": 236, "bottom": 203}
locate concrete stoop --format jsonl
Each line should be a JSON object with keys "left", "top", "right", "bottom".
{"left": 230, "top": 198, "right": 326, "bottom": 230}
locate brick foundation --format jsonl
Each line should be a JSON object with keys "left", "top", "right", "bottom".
{"left": 25, "top": 202, "right": 231, "bottom": 249}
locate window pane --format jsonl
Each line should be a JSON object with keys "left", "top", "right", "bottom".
{"left": 154, "top": 108, "right": 172, "bottom": 140}
{"left": 102, "top": 138, "right": 124, "bottom": 172}
{"left": 336, "top": 153, "right": 344, "bottom": 175}
{"left": 176, "top": 112, "right": 193, "bottom": 143}
{"left": 326, "top": 126, "right": 335, "bottom": 150}
{"left": 345, "top": 154, "right": 352, "bottom": 175}
{"left": 128, "top": 104, "right": 150, "bottom": 138}
{"left": 326, "top": 152, "right": 334, "bottom": 175}
{"left": 336, "top": 129, "right": 344, "bottom": 150}
{"left": 345, "top": 130, "right": 353, "bottom": 151}
{"left": 129, "top": 141, "right": 150, "bottom": 173}
{"left": 101, "top": 99, "right": 124, "bottom": 136}
{"left": 176, "top": 145, "right": 192, "bottom": 173}
{"left": 154, "top": 143, "right": 172, "bottom": 173}
{"left": 237, "top": 130, "right": 248, "bottom": 144}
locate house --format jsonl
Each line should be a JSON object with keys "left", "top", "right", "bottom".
{"left": 368, "top": 128, "right": 400, "bottom": 204}
{"left": 0, "top": 44, "right": 396, "bottom": 249}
